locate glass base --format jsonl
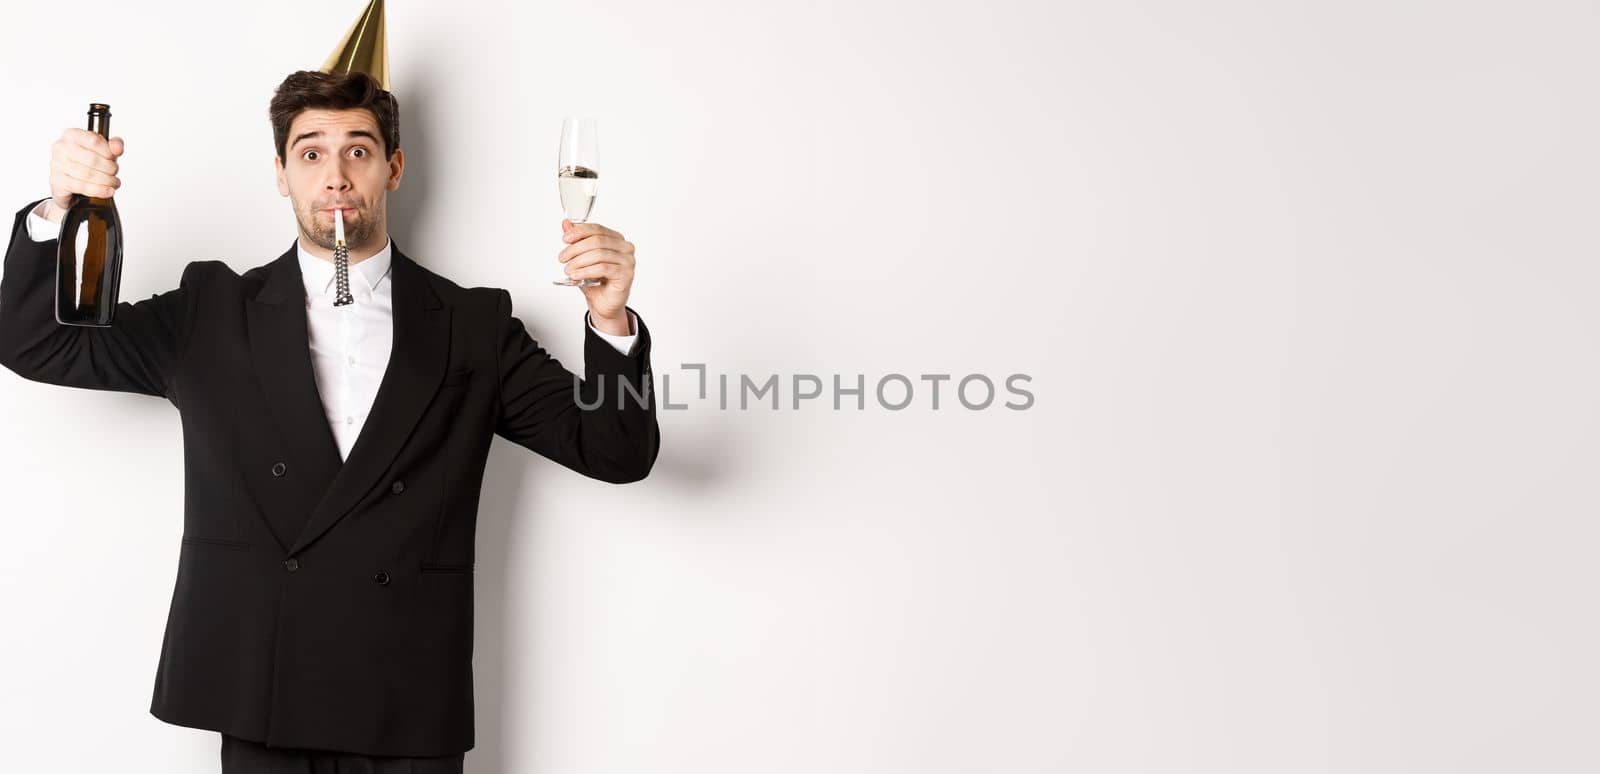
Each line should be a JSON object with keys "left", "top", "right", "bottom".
{"left": 552, "top": 278, "right": 603, "bottom": 287}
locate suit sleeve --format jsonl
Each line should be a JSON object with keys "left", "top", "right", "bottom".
{"left": 0, "top": 197, "right": 198, "bottom": 405}
{"left": 493, "top": 288, "right": 659, "bottom": 484}
{"left": 587, "top": 309, "right": 639, "bottom": 355}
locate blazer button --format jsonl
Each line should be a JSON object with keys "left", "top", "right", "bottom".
{"left": 373, "top": 571, "right": 391, "bottom": 585}
{"left": 272, "top": 462, "right": 287, "bottom": 477}
{"left": 391, "top": 480, "right": 405, "bottom": 494}
{"left": 284, "top": 558, "right": 300, "bottom": 572}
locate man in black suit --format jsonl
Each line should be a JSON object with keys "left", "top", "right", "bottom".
{"left": 0, "top": 69, "right": 659, "bottom": 773}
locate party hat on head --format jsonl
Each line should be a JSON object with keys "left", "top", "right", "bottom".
{"left": 320, "top": 0, "right": 390, "bottom": 90}
{"left": 319, "top": 0, "right": 390, "bottom": 307}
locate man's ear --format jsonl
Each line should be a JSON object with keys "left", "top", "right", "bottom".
{"left": 275, "top": 155, "right": 289, "bottom": 197}
{"left": 386, "top": 148, "right": 405, "bottom": 192}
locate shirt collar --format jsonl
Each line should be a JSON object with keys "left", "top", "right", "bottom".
{"left": 296, "top": 236, "right": 393, "bottom": 298}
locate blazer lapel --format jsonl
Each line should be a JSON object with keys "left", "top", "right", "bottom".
{"left": 246, "top": 242, "right": 452, "bottom": 557}
{"left": 291, "top": 243, "right": 451, "bottom": 556}
{"left": 247, "top": 245, "right": 345, "bottom": 549}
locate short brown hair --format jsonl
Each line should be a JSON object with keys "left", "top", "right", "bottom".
{"left": 269, "top": 70, "right": 399, "bottom": 163}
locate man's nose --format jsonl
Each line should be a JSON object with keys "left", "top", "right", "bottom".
{"left": 323, "top": 163, "right": 353, "bottom": 192}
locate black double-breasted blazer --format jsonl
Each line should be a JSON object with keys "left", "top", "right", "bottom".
{"left": 0, "top": 197, "right": 660, "bottom": 757}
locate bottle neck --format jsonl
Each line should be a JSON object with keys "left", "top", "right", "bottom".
{"left": 86, "top": 111, "right": 111, "bottom": 139}
{"left": 80, "top": 105, "right": 114, "bottom": 206}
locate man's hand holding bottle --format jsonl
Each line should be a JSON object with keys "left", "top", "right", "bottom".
{"left": 41, "top": 127, "right": 123, "bottom": 224}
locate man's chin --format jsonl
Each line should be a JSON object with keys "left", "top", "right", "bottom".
{"left": 299, "top": 226, "right": 336, "bottom": 251}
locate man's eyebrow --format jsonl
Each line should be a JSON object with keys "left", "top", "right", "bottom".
{"left": 290, "top": 129, "right": 381, "bottom": 150}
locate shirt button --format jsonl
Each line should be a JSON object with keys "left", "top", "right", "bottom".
{"left": 391, "top": 480, "right": 405, "bottom": 495}
{"left": 348, "top": 355, "right": 356, "bottom": 366}
{"left": 272, "top": 462, "right": 287, "bottom": 477}
{"left": 373, "top": 571, "right": 391, "bottom": 586}
{"left": 346, "top": 416, "right": 353, "bottom": 425}
{"left": 284, "top": 558, "right": 300, "bottom": 572}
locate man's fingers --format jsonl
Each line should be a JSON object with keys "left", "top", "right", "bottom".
{"left": 57, "top": 157, "right": 120, "bottom": 190}
{"left": 559, "top": 235, "right": 633, "bottom": 263}
{"left": 63, "top": 143, "right": 119, "bottom": 176}
{"left": 563, "top": 219, "right": 618, "bottom": 237}
{"left": 562, "top": 249, "right": 627, "bottom": 276}
{"left": 62, "top": 176, "right": 117, "bottom": 198}
{"left": 55, "top": 162, "right": 119, "bottom": 198}
{"left": 566, "top": 260, "right": 625, "bottom": 282}
{"left": 62, "top": 127, "right": 112, "bottom": 157}
{"left": 561, "top": 250, "right": 636, "bottom": 277}
{"left": 562, "top": 221, "right": 623, "bottom": 242}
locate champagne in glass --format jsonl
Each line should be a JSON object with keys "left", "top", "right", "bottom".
{"left": 553, "top": 117, "right": 601, "bottom": 287}
{"left": 558, "top": 164, "right": 598, "bottom": 222}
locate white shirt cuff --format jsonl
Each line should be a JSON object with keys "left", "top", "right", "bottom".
{"left": 26, "top": 199, "right": 56, "bottom": 242}
{"left": 587, "top": 310, "right": 639, "bottom": 356}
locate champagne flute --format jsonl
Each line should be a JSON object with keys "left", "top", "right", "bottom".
{"left": 552, "top": 117, "right": 602, "bottom": 287}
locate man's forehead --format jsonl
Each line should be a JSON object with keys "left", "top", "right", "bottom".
{"left": 289, "top": 109, "right": 379, "bottom": 140}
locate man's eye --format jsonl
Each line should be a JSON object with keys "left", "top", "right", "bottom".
{"left": 303, "top": 150, "right": 319, "bottom": 161}
{"left": 351, "top": 147, "right": 367, "bottom": 158}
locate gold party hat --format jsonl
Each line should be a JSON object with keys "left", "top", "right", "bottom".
{"left": 320, "top": 0, "right": 390, "bottom": 90}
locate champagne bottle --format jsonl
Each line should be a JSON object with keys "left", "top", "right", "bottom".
{"left": 55, "top": 102, "right": 124, "bottom": 327}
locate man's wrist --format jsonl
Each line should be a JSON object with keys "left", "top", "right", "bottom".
{"left": 588, "top": 310, "right": 632, "bottom": 337}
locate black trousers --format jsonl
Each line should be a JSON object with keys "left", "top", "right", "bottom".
{"left": 219, "top": 733, "right": 465, "bottom": 774}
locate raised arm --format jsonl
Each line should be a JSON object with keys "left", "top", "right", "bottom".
{"left": 0, "top": 196, "right": 199, "bottom": 404}
{"left": 493, "top": 289, "right": 659, "bottom": 484}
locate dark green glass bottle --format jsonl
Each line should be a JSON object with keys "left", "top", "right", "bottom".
{"left": 56, "top": 102, "right": 124, "bottom": 327}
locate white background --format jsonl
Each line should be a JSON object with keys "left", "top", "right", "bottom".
{"left": 2, "top": 1, "right": 1596, "bottom": 772}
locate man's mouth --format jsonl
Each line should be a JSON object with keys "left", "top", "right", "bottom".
{"left": 321, "top": 206, "right": 356, "bottom": 215}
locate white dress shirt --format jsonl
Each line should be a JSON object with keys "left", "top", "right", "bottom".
{"left": 24, "top": 200, "right": 639, "bottom": 461}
